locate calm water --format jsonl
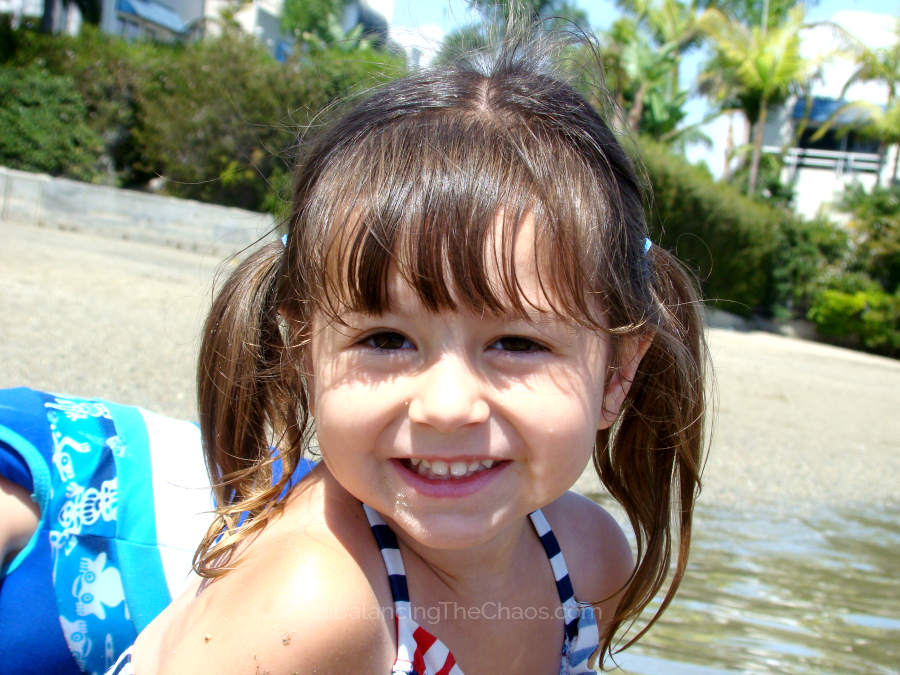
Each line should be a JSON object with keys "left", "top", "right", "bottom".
{"left": 590, "top": 500, "right": 900, "bottom": 675}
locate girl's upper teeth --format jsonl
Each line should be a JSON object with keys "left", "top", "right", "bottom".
{"left": 410, "top": 458, "right": 496, "bottom": 478}
{"left": 450, "top": 461, "right": 468, "bottom": 477}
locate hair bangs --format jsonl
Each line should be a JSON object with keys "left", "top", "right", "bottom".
{"left": 301, "top": 108, "right": 619, "bottom": 332}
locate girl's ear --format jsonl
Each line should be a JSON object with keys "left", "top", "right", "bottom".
{"left": 599, "top": 334, "right": 653, "bottom": 430}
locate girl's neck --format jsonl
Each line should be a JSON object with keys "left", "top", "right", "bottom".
{"left": 319, "top": 466, "right": 534, "bottom": 595}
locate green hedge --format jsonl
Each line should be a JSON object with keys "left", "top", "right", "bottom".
{"left": 637, "top": 138, "right": 781, "bottom": 315}
{"left": 0, "top": 65, "right": 104, "bottom": 181}
{"left": 2, "top": 25, "right": 403, "bottom": 211}
{"left": 809, "top": 288, "right": 900, "bottom": 354}
{"left": 4, "top": 25, "right": 161, "bottom": 186}
{"left": 133, "top": 34, "right": 404, "bottom": 209}
{"left": 802, "top": 183, "right": 900, "bottom": 357}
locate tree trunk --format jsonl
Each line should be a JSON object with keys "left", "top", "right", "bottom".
{"left": 748, "top": 99, "right": 768, "bottom": 198}
{"left": 875, "top": 140, "right": 886, "bottom": 187}
{"left": 892, "top": 143, "right": 899, "bottom": 185}
{"left": 628, "top": 81, "right": 649, "bottom": 133}
{"left": 41, "top": 0, "right": 56, "bottom": 33}
{"left": 723, "top": 113, "right": 734, "bottom": 182}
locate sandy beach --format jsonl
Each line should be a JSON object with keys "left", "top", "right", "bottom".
{"left": 2, "top": 220, "right": 899, "bottom": 510}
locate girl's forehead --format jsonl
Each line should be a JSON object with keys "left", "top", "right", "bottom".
{"left": 360, "top": 212, "right": 563, "bottom": 315}
{"left": 302, "top": 134, "right": 614, "bottom": 332}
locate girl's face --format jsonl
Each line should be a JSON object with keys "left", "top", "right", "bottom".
{"left": 308, "top": 220, "right": 631, "bottom": 550}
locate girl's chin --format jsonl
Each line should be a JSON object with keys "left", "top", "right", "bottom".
{"left": 385, "top": 507, "right": 520, "bottom": 550}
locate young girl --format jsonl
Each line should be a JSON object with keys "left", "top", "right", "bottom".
{"left": 112, "top": 27, "right": 707, "bottom": 675}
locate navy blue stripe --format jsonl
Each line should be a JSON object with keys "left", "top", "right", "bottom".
{"left": 539, "top": 530, "right": 562, "bottom": 560}
{"left": 370, "top": 522, "right": 399, "bottom": 550}
{"left": 109, "top": 651, "right": 132, "bottom": 675}
{"left": 388, "top": 573, "right": 410, "bottom": 603}
{"left": 533, "top": 519, "right": 576, "bottom": 606}
{"left": 565, "top": 616, "right": 579, "bottom": 641}
{"left": 364, "top": 511, "right": 409, "bottom": 607}
{"left": 556, "top": 573, "right": 575, "bottom": 602}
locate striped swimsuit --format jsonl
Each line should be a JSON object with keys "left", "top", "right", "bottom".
{"left": 106, "top": 504, "right": 601, "bottom": 675}
{"left": 363, "top": 504, "right": 601, "bottom": 675}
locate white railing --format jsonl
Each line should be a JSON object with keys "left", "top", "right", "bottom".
{"left": 763, "top": 146, "right": 882, "bottom": 175}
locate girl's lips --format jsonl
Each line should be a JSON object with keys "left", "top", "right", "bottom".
{"left": 391, "top": 458, "right": 508, "bottom": 498}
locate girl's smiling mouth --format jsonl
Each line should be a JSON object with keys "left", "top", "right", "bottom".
{"left": 402, "top": 457, "right": 500, "bottom": 480}
{"left": 392, "top": 458, "right": 509, "bottom": 496}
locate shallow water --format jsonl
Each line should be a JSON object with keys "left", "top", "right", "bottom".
{"left": 591, "top": 500, "right": 900, "bottom": 675}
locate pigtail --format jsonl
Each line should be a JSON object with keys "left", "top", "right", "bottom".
{"left": 594, "top": 244, "right": 709, "bottom": 662}
{"left": 194, "top": 242, "right": 310, "bottom": 578}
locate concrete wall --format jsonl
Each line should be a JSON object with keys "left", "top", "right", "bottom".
{"left": 0, "top": 166, "right": 275, "bottom": 257}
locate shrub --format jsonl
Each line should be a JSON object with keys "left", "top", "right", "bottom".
{"left": 2, "top": 25, "right": 403, "bottom": 211}
{"left": 766, "top": 215, "right": 850, "bottom": 320}
{"left": 836, "top": 182, "right": 900, "bottom": 294}
{"left": 133, "top": 32, "right": 403, "bottom": 211}
{"left": 808, "top": 287, "right": 900, "bottom": 355}
{"left": 638, "top": 138, "right": 780, "bottom": 315}
{"left": 4, "top": 26, "right": 162, "bottom": 186}
{"left": 0, "top": 64, "right": 103, "bottom": 181}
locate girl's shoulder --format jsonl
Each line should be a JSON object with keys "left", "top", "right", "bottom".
{"left": 541, "top": 491, "right": 634, "bottom": 611}
{"left": 138, "top": 471, "right": 396, "bottom": 674}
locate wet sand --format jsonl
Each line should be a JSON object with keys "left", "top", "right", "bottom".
{"left": 3, "top": 220, "right": 899, "bottom": 509}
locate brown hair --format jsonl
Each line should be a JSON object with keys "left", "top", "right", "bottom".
{"left": 196, "top": 25, "right": 708, "bottom": 667}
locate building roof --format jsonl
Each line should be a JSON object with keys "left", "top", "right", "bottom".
{"left": 792, "top": 97, "right": 884, "bottom": 126}
{"left": 116, "top": 0, "right": 187, "bottom": 34}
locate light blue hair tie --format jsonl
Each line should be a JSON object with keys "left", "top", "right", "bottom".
{"left": 644, "top": 237, "right": 653, "bottom": 253}
{"left": 281, "top": 233, "right": 288, "bottom": 247}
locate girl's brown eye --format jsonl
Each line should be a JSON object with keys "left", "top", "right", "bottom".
{"left": 490, "top": 337, "right": 543, "bottom": 353}
{"left": 366, "top": 332, "right": 412, "bottom": 351}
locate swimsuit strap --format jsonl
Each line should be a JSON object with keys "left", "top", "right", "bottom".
{"left": 527, "top": 509, "right": 581, "bottom": 643}
{"left": 363, "top": 505, "right": 582, "bottom": 643}
{"left": 362, "top": 504, "right": 599, "bottom": 675}
{"left": 363, "top": 504, "right": 412, "bottom": 613}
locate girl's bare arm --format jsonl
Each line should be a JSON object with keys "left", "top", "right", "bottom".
{"left": 0, "top": 475, "right": 39, "bottom": 568}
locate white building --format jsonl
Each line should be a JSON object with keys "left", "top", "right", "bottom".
{"left": 755, "top": 10, "right": 900, "bottom": 218}
{"left": 681, "top": 8, "right": 899, "bottom": 219}
{"left": 762, "top": 93, "right": 896, "bottom": 218}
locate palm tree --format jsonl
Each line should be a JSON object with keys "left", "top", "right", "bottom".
{"left": 609, "top": 1, "right": 717, "bottom": 144}
{"left": 699, "top": 4, "right": 815, "bottom": 197}
{"left": 616, "top": 0, "right": 715, "bottom": 95}
{"left": 469, "top": 0, "right": 588, "bottom": 27}
{"left": 436, "top": 0, "right": 588, "bottom": 66}
{"left": 619, "top": 29, "right": 680, "bottom": 131}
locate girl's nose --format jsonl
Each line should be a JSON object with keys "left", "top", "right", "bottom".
{"left": 407, "top": 356, "right": 490, "bottom": 433}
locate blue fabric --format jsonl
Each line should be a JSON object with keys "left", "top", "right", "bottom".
{"left": 0, "top": 388, "right": 203, "bottom": 674}
{"left": 102, "top": 401, "right": 170, "bottom": 634}
{"left": 0, "top": 388, "right": 55, "bottom": 576}
{"left": 0, "top": 387, "right": 311, "bottom": 675}
{"left": 0, "top": 535, "right": 82, "bottom": 675}
{"left": 37, "top": 392, "right": 137, "bottom": 674}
